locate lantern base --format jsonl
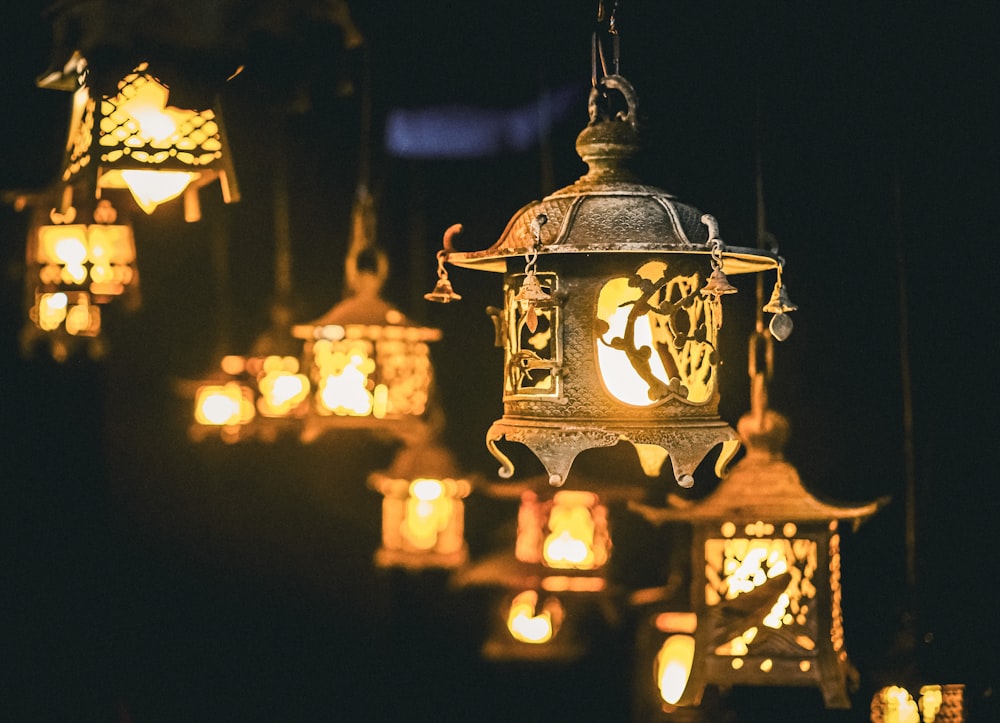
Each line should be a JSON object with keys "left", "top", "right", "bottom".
{"left": 485, "top": 417, "right": 740, "bottom": 487}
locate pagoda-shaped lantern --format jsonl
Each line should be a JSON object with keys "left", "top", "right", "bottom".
{"left": 431, "top": 73, "right": 786, "bottom": 489}
{"left": 632, "top": 407, "right": 887, "bottom": 713}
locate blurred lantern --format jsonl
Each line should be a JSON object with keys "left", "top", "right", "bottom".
{"left": 369, "top": 436, "right": 472, "bottom": 570}
{"left": 429, "top": 70, "right": 788, "bottom": 489}
{"left": 30, "top": 195, "right": 137, "bottom": 302}
{"left": 294, "top": 185, "right": 441, "bottom": 443}
{"left": 870, "top": 683, "right": 966, "bottom": 723}
{"left": 455, "top": 474, "right": 635, "bottom": 662}
{"left": 40, "top": 53, "right": 238, "bottom": 221}
{"left": 632, "top": 407, "right": 888, "bottom": 711}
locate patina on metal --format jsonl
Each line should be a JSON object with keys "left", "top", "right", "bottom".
{"left": 441, "top": 74, "right": 782, "bottom": 488}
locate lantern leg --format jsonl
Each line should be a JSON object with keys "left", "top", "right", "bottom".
{"left": 485, "top": 420, "right": 619, "bottom": 486}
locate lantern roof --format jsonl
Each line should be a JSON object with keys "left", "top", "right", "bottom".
{"left": 447, "top": 75, "right": 782, "bottom": 276}
{"left": 634, "top": 409, "right": 888, "bottom": 524}
{"left": 291, "top": 281, "right": 441, "bottom": 342}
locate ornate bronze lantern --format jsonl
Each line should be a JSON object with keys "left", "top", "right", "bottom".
{"left": 632, "top": 408, "right": 887, "bottom": 712}
{"left": 431, "top": 74, "right": 787, "bottom": 489}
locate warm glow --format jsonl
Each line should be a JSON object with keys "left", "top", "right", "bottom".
{"left": 876, "top": 686, "right": 920, "bottom": 723}
{"left": 114, "top": 169, "right": 198, "bottom": 214}
{"left": 507, "top": 591, "right": 561, "bottom": 644}
{"left": 655, "top": 635, "right": 696, "bottom": 705}
{"left": 542, "top": 491, "right": 604, "bottom": 570}
{"left": 257, "top": 358, "right": 310, "bottom": 418}
{"left": 314, "top": 341, "right": 376, "bottom": 416}
{"left": 918, "top": 685, "right": 942, "bottom": 722}
{"left": 596, "top": 262, "right": 715, "bottom": 405}
{"left": 194, "top": 383, "right": 255, "bottom": 426}
{"left": 402, "top": 478, "right": 452, "bottom": 551}
{"left": 36, "top": 293, "right": 69, "bottom": 331}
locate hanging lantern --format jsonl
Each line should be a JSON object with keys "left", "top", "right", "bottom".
{"left": 454, "top": 474, "right": 635, "bottom": 662}
{"left": 632, "top": 408, "right": 888, "bottom": 711}
{"left": 368, "top": 439, "right": 472, "bottom": 569}
{"left": 431, "top": 74, "right": 784, "bottom": 489}
{"left": 41, "top": 55, "right": 238, "bottom": 221}
{"left": 30, "top": 196, "right": 137, "bottom": 303}
{"left": 294, "top": 188, "right": 441, "bottom": 443}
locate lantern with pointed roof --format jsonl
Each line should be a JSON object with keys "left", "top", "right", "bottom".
{"left": 293, "top": 186, "right": 441, "bottom": 443}
{"left": 433, "top": 74, "right": 785, "bottom": 489}
{"left": 631, "top": 408, "right": 887, "bottom": 713}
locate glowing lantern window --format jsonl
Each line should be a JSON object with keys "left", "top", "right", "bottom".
{"left": 30, "top": 289, "right": 100, "bottom": 336}
{"left": 193, "top": 382, "right": 255, "bottom": 430}
{"left": 506, "top": 590, "right": 563, "bottom": 645}
{"left": 49, "top": 59, "right": 238, "bottom": 220}
{"left": 251, "top": 355, "right": 310, "bottom": 418}
{"left": 655, "top": 634, "right": 697, "bottom": 706}
{"left": 436, "top": 75, "right": 783, "bottom": 488}
{"left": 516, "top": 489, "right": 610, "bottom": 572}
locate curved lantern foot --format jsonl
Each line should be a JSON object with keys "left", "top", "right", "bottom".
{"left": 486, "top": 420, "right": 619, "bottom": 486}
{"left": 486, "top": 418, "right": 740, "bottom": 488}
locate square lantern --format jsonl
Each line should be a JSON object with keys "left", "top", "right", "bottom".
{"left": 632, "top": 409, "right": 887, "bottom": 712}
{"left": 31, "top": 198, "right": 137, "bottom": 303}
{"left": 43, "top": 56, "right": 238, "bottom": 221}
{"left": 455, "top": 478, "right": 625, "bottom": 662}
{"left": 368, "top": 440, "right": 472, "bottom": 570}
{"left": 292, "top": 262, "right": 441, "bottom": 444}
{"left": 434, "top": 75, "right": 785, "bottom": 490}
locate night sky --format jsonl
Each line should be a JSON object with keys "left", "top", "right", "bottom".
{"left": 2, "top": 2, "right": 998, "bottom": 721}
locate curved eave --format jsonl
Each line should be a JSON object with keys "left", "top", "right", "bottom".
{"left": 448, "top": 244, "right": 781, "bottom": 275}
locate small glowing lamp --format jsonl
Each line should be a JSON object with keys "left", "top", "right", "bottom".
{"left": 506, "top": 590, "right": 564, "bottom": 645}
{"left": 369, "top": 440, "right": 471, "bottom": 569}
{"left": 516, "top": 489, "right": 610, "bottom": 572}
{"left": 193, "top": 381, "right": 255, "bottom": 432}
{"left": 45, "top": 58, "right": 238, "bottom": 221}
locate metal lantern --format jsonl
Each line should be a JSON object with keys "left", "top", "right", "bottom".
{"left": 294, "top": 189, "right": 441, "bottom": 443}
{"left": 42, "top": 55, "right": 238, "bottom": 221}
{"left": 30, "top": 197, "right": 137, "bottom": 303}
{"left": 633, "top": 408, "right": 887, "bottom": 711}
{"left": 435, "top": 75, "right": 782, "bottom": 489}
{"left": 369, "top": 439, "right": 472, "bottom": 570}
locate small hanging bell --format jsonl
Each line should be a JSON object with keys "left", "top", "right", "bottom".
{"left": 700, "top": 268, "right": 738, "bottom": 297}
{"left": 424, "top": 249, "right": 462, "bottom": 303}
{"left": 513, "top": 271, "right": 551, "bottom": 304}
{"left": 762, "top": 281, "right": 798, "bottom": 314}
{"left": 514, "top": 273, "right": 551, "bottom": 333}
{"left": 424, "top": 276, "right": 462, "bottom": 303}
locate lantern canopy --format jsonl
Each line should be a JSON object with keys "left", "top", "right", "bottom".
{"left": 438, "top": 75, "right": 782, "bottom": 489}
{"left": 632, "top": 409, "right": 888, "bottom": 711}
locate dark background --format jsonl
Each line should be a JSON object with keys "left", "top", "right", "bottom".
{"left": 1, "top": 2, "right": 997, "bottom": 721}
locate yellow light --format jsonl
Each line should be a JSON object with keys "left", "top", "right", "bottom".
{"left": 506, "top": 591, "right": 561, "bottom": 645}
{"left": 194, "top": 383, "right": 255, "bottom": 426}
{"left": 65, "top": 299, "right": 99, "bottom": 336}
{"left": 542, "top": 491, "right": 601, "bottom": 570}
{"left": 114, "top": 169, "right": 199, "bottom": 214}
{"left": 918, "top": 685, "right": 942, "bottom": 722}
{"left": 402, "top": 478, "right": 451, "bottom": 551}
{"left": 595, "top": 262, "right": 715, "bottom": 405}
{"left": 257, "top": 367, "right": 310, "bottom": 417}
{"left": 876, "top": 686, "right": 920, "bottom": 723}
{"left": 37, "top": 292, "right": 68, "bottom": 330}
{"left": 654, "top": 634, "right": 696, "bottom": 705}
